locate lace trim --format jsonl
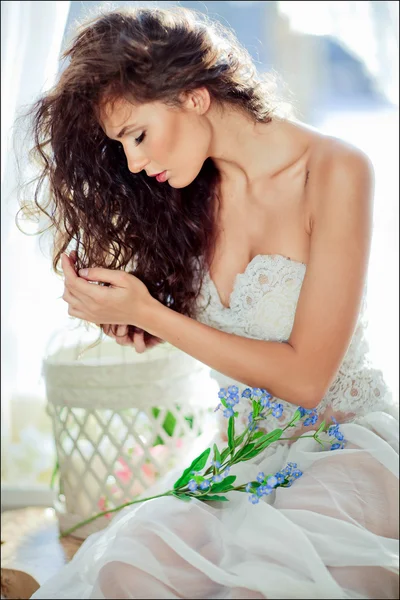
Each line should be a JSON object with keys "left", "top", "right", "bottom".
{"left": 195, "top": 254, "right": 394, "bottom": 439}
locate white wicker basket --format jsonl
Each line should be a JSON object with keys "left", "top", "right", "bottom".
{"left": 43, "top": 328, "right": 218, "bottom": 538}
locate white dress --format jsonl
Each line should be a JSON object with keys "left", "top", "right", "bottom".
{"left": 32, "top": 254, "right": 399, "bottom": 600}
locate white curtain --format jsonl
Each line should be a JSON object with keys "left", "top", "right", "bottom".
{"left": 277, "top": 1, "right": 399, "bottom": 106}
{"left": 1, "top": 1, "right": 71, "bottom": 482}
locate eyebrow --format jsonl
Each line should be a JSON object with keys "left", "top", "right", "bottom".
{"left": 115, "top": 124, "right": 137, "bottom": 139}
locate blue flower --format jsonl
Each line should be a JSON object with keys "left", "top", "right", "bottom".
{"left": 328, "top": 424, "right": 339, "bottom": 436}
{"left": 292, "top": 469, "right": 303, "bottom": 479}
{"left": 248, "top": 494, "right": 259, "bottom": 504}
{"left": 274, "top": 472, "right": 285, "bottom": 484}
{"left": 303, "top": 414, "right": 318, "bottom": 426}
{"left": 199, "top": 480, "right": 210, "bottom": 490}
{"left": 214, "top": 403, "right": 222, "bottom": 413}
{"left": 218, "top": 388, "right": 227, "bottom": 398}
{"left": 335, "top": 431, "right": 345, "bottom": 441}
{"left": 241, "top": 388, "right": 252, "bottom": 398}
{"left": 256, "top": 472, "right": 265, "bottom": 483}
{"left": 223, "top": 407, "right": 235, "bottom": 418}
{"left": 252, "top": 388, "right": 263, "bottom": 397}
{"left": 212, "top": 460, "right": 221, "bottom": 469}
{"left": 287, "top": 462, "right": 297, "bottom": 468}
{"left": 223, "top": 467, "right": 231, "bottom": 478}
{"left": 266, "top": 475, "right": 278, "bottom": 488}
{"left": 272, "top": 404, "right": 284, "bottom": 418}
{"left": 260, "top": 396, "right": 272, "bottom": 408}
{"left": 330, "top": 443, "right": 341, "bottom": 450}
{"left": 331, "top": 416, "right": 338, "bottom": 424}
{"left": 188, "top": 479, "right": 198, "bottom": 492}
{"left": 228, "top": 385, "right": 239, "bottom": 395}
{"left": 212, "top": 474, "right": 223, "bottom": 483}
{"left": 245, "top": 482, "right": 253, "bottom": 493}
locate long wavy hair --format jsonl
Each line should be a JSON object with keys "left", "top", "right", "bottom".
{"left": 17, "top": 5, "right": 284, "bottom": 343}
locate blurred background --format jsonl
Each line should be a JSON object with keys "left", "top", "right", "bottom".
{"left": 2, "top": 0, "right": 399, "bottom": 508}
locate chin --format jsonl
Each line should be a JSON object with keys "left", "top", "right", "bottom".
{"left": 168, "top": 166, "right": 203, "bottom": 189}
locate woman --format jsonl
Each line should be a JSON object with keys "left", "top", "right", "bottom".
{"left": 20, "top": 5, "right": 398, "bottom": 599}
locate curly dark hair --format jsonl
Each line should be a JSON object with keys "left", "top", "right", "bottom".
{"left": 17, "top": 5, "right": 283, "bottom": 343}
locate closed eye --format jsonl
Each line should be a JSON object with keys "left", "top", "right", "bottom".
{"left": 135, "top": 132, "right": 146, "bottom": 146}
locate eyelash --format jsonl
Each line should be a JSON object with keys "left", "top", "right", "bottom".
{"left": 134, "top": 132, "right": 146, "bottom": 146}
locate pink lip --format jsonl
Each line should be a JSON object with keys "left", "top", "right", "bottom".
{"left": 148, "top": 170, "right": 167, "bottom": 183}
{"left": 156, "top": 171, "right": 168, "bottom": 183}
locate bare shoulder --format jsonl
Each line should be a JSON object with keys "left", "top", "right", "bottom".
{"left": 305, "top": 131, "right": 374, "bottom": 222}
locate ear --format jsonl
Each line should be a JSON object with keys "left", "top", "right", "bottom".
{"left": 180, "top": 87, "right": 211, "bottom": 115}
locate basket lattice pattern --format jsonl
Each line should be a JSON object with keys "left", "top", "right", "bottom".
{"left": 47, "top": 401, "right": 210, "bottom": 537}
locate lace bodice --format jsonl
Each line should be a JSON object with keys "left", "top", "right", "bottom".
{"left": 195, "top": 254, "right": 394, "bottom": 436}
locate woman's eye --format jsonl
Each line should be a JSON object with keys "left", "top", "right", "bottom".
{"left": 135, "top": 132, "right": 146, "bottom": 146}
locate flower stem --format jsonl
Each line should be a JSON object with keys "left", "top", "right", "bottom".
{"left": 59, "top": 491, "right": 173, "bottom": 538}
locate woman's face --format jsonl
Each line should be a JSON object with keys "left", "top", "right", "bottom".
{"left": 100, "top": 93, "right": 211, "bottom": 189}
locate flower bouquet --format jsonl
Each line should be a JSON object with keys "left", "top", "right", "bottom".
{"left": 59, "top": 386, "right": 346, "bottom": 537}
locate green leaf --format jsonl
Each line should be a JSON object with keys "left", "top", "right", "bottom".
{"left": 228, "top": 417, "right": 235, "bottom": 454}
{"left": 213, "top": 443, "right": 221, "bottom": 464}
{"left": 254, "top": 428, "right": 283, "bottom": 450}
{"left": 200, "top": 494, "right": 229, "bottom": 502}
{"left": 233, "top": 443, "right": 256, "bottom": 462}
{"left": 252, "top": 400, "right": 260, "bottom": 418}
{"left": 220, "top": 446, "right": 231, "bottom": 462}
{"left": 252, "top": 431, "right": 265, "bottom": 440}
{"left": 233, "top": 430, "right": 248, "bottom": 447}
{"left": 172, "top": 492, "right": 193, "bottom": 502}
{"left": 210, "top": 475, "right": 236, "bottom": 493}
{"left": 219, "top": 396, "right": 228, "bottom": 409}
{"left": 173, "top": 448, "right": 211, "bottom": 489}
{"left": 239, "top": 447, "right": 263, "bottom": 461}
{"left": 317, "top": 420, "right": 326, "bottom": 435}
{"left": 287, "top": 409, "right": 302, "bottom": 427}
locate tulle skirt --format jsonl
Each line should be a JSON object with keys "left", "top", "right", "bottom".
{"left": 31, "top": 411, "right": 399, "bottom": 599}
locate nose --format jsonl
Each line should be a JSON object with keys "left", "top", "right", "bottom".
{"left": 127, "top": 156, "right": 150, "bottom": 174}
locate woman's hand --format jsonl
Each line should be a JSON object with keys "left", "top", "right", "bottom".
{"left": 61, "top": 253, "right": 155, "bottom": 329}
{"left": 103, "top": 324, "right": 164, "bottom": 354}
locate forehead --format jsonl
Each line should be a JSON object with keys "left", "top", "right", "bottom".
{"left": 99, "top": 97, "right": 138, "bottom": 134}
{"left": 99, "top": 97, "right": 177, "bottom": 136}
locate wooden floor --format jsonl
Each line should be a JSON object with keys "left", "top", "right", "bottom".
{"left": 1, "top": 507, "right": 83, "bottom": 599}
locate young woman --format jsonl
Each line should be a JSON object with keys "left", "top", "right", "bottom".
{"left": 20, "top": 6, "right": 398, "bottom": 599}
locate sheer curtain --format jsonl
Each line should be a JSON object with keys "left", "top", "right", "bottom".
{"left": 277, "top": 1, "right": 399, "bottom": 106}
{"left": 1, "top": 1, "right": 71, "bottom": 491}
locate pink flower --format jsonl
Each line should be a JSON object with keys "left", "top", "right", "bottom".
{"left": 115, "top": 457, "right": 132, "bottom": 484}
{"left": 97, "top": 496, "right": 112, "bottom": 519}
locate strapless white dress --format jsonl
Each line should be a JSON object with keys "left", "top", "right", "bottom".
{"left": 32, "top": 255, "right": 399, "bottom": 599}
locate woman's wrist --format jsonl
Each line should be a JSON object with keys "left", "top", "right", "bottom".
{"left": 137, "top": 295, "right": 164, "bottom": 334}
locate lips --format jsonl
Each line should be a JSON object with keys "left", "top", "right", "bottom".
{"left": 148, "top": 170, "right": 168, "bottom": 183}
{"left": 155, "top": 170, "right": 168, "bottom": 183}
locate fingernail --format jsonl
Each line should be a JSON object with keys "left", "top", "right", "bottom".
{"left": 79, "top": 269, "right": 88, "bottom": 277}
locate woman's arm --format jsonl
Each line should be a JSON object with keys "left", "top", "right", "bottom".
{"left": 64, "top": 143, "right": 372, "bottom": 409}
{"left": 141, "top": 144, "right": 373, "bottom": 408}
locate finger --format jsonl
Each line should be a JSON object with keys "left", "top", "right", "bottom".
{"left": 103, "top": 324, "right": 116, "bottom": 338}
{"left": 62, "top": 288, "right": 79, "bottom": 305}
{"left": 133, "top": 330, "right": 147, "bottom": 353}
{"left": 146, "top": 337, "right": 163, "bottom": 349}
{"left": 115, "top": 325, "right": 129, "bottom": 339}
{"left": 78, "top": 266, "right": 128, "bottom": 288}
{"left": 116, "top": 334, "right": 134, "bottom": 346}
{"left": 61, "top": 253, "right": 79, "bottom": 283}
{"left": 62, "top": 254, "right": 103, "bottom": 300}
